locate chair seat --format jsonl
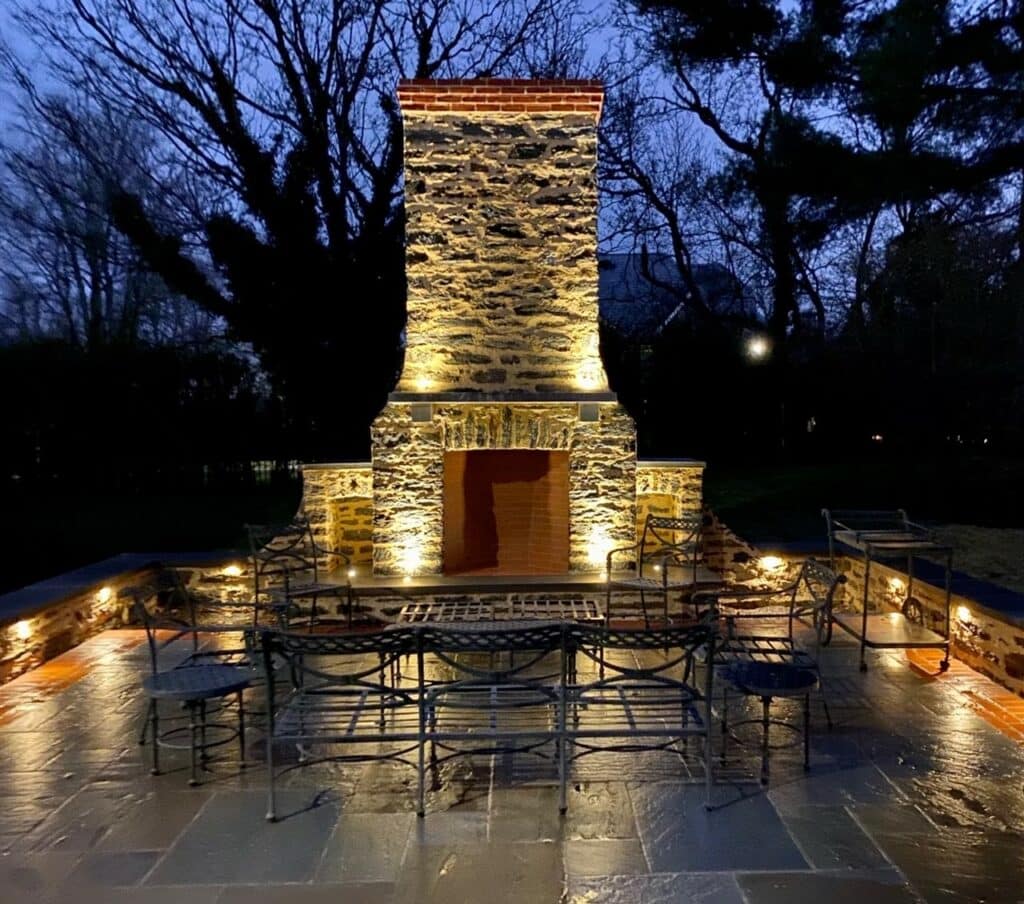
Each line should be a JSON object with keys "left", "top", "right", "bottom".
{"left": 143, "top": 665, "right": 255, "bottom": 701}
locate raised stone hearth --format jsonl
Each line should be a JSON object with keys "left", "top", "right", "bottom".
{"left": 300, "top": 79, "right": 705, "bottom": 578}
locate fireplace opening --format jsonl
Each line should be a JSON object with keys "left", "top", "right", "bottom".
{"left": 443, "top": 450, "right": 570, "bottom": 575}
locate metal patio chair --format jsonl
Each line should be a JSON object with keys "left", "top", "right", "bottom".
{"left": 246, "top": 515, "right": 355, "bottom": 627}
{"left": 606, "top": 512, "right": 703, "bottom": 627}
{"left": 695, "top": 557, "right": 845, "bottom": 730}
{"left": 131, "top": 593, "right": 256, "bottom": 785}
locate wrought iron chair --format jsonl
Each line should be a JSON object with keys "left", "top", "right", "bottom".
{"left": 694, "top": 557, "right": 845, "bottom": 730}
{"left": 246, "top": 515, "right": 355, "bottom": 628}
{"left": 129, "top": 591, "right": 256, "bottom": 785}
{"left": 605, "top": 513, "right": 703, "bottom": 627}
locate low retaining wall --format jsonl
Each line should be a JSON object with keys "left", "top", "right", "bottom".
{"left": 741, "top": 545, "right": 1024, "bottom": 699}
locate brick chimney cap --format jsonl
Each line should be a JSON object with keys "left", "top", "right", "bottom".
{"left": 397, "top": 78, "right": 604, "bottom": 117}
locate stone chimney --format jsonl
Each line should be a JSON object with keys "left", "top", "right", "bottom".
{"left": 396, "top": 79, "right": 607, "bottom": 394}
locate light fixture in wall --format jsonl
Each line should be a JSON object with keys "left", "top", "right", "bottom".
{"left": 347, "top": 568, "right": 357, "bottom": 579}
{"left": 222, "top": 564, "right": 244, "bottom": 578}
{"left": 957, "top": 605, "right": 971, "bottom": 623}
{"left": 759, "top": 555, "right": 785, "bottom": 572}
{"left": 888, "top": 577, "right": 905, "bottom": 594}
{"left": 415, "top": 376, "right": 432, "bottom": 392}
{"left": 410, "top": 403, "right": 433, "bottom": 423}
{"left": 13, "top": 620, "right": 31, "bottom": 641}
{"left": 96, "top": 586, "right": 113, "bottom": 605}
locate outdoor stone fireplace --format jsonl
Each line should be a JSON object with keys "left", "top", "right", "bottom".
{"left": 300, "top": 79, "right": 705, "bottom": 578}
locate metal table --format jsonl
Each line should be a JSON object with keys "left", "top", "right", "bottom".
{"left": 721, "top": 659, "right": 818, "bottom": 785}
{"left": 823, "top": 509, "right": 952, "bottom": 672}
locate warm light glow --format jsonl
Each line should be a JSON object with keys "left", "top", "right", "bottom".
{"left": 13, "top": 620, "right": 31, "bottom": 641}
{"left": 759, "top": 555, "right": 785, "bottom": 572}
{"left": 957, "top": 605, "right": 971, "bottom": 622}
{"left": 398, "top": 543, "right": 423, "bottom": 576}
{"left": 576, "top": 333, "right": 605, "bottom": 391}
{"left": 745, "top": 334, "right": 770, "bottom": 360}
{"left": 415, "top": 376, "right": 432, "bottom": 392}
{"left": 403, "top": 575, "right": 412, "bottom": 585}
{"left": 888, "top": 577, "right": 905, "bottom": 593}
{"left": 871, "top": 434, "right": 884, "bottom": 443}
{"left": 222, "top": 564, "right": 243, "bottom": 578}
{"left": 347, "top": 568, "right": 357, "bottom": 579}
{"left": 96, "top": 586, "right": 113, "bottom": 604}
{"left": 587, "top": 528, "right": 614, "bottom": 572}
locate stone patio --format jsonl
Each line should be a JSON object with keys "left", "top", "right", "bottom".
{"left": 1, "top": 624, "right": 1023, "bottom": 903}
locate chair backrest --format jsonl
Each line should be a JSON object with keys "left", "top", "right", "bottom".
{"left": 120, "top": 577, "right": 198, "bottom": 676}
{"left": 639, "top": 513, "right": 702, "bottom": 570}
{"left": 245, "top": 516, "right": 319, "bottom": 602}
{"left": 787, "top": 557, "right": 845, "bottom": 645}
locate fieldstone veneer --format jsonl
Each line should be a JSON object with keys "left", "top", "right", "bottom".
{"left": 372, "top": 402, "right": 636, "bottom": 575}
{"left": 397, "top": 79, "right": 606, "bottom": 392}
{"left": 297, "top": 80, "right": 704, "bottom": 577}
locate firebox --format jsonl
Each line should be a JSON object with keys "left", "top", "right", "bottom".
{"left": 443, "top": 450, "right": 569, "bottom": 575}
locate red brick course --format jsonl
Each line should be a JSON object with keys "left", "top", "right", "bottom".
{"left": 397, "top": 78, "right": 603, "bottom": 116}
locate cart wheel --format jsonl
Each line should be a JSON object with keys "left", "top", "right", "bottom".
{"left": 901, "top": 596, "right": 923, "bottom": 626}
{"left": 814, "top": 605, "right": 833, "bottom": 647}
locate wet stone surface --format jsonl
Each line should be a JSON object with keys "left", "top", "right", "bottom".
{"left": 0, "top": 628, "right": 1022, "bottom": 902}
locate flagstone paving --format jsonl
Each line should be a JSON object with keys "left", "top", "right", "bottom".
{"left": 1, "top": 628, "right": 1022, "bottom": 903}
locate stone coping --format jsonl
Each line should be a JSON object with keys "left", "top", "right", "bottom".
{"left": 387, "top": 391, "right": 619, "bottom": 403}
{"left": 0, "top": 549, "right": 236, "bottom": 626}
{"left": 637, "top": 459, "right": 707, "bottom": 469}
{"left": 300, "top": 461, "right": 372, "bottom": 471}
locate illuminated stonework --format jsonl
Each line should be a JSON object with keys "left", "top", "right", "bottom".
{"left": 300, "top": 80, "right": 705, "bottom": 577}
{"left": 397, "top": 79, "right": 606, "bottom": 393}
{"left": 372, "top": 402, "right": 636, "bottom": 576}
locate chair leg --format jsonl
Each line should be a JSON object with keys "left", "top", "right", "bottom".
{"left": 188, "top": 702, "right": 200, "bottom": 786}
{"left": 237, "top": 690, "right": 246, "bottom": 766}
{"left": 139, "top": 699, "right": 153, "bottom": 745}
{"left": 149, "top": 699, "right": 160, "bottom": 776}
{"left": 720, "top": 683, "right": 729, "bottom": 766}
{"left": 803, "top": 693, "right": 811, "bottom": 772}
{"left": 760, "top": 696, "right": 771, "bottom": 786}
{"left": 817, "top": 673, "right": 833, "bottom": 729}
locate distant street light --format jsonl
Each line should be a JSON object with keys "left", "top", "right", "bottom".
{"left": 745, "top": 334, "right": 770, "bottom": 361}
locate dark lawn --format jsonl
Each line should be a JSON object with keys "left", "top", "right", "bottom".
{"left": 0, "top": 481, "right": 302, "bottom": 595}
{"left": 700, "top": 452, "right": 1023, "bottom": 544}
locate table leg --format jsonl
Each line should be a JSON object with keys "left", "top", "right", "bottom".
{"left": 760, "top": 695, "right": 771, "bottom": 786}
{"left": 803, "top": 693, "right": 810, "bottom": 771}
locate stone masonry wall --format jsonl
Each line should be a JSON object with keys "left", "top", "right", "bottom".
{"left": 299, "top": 464, "right": 373, "bottom": 567}
{"left": 737, "top": 544, "right": 1024, "bottom": 700}
{"left": 635, "top": 461, "right": 705, "bottom": 548}
{"left": 0, "top": 571, "right": 147, "bottom": 684}
{"left": 397, "top": 80, "right": 606, "bottom": 393}
{"left": 372, "top": 402, "right": 636, "bottom": 576}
